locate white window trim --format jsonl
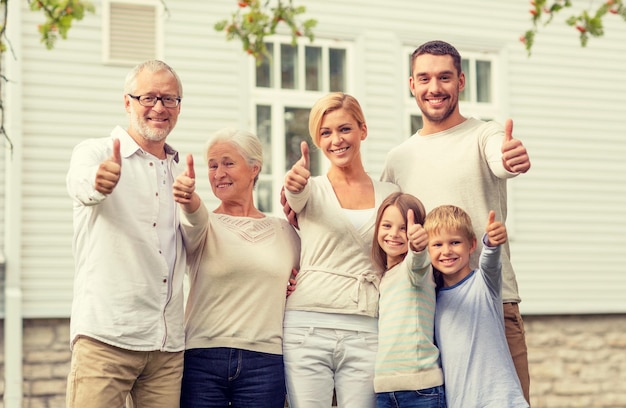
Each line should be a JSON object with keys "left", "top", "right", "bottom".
{"left": 251, "top": 36, "right": 354, "bottom": 216}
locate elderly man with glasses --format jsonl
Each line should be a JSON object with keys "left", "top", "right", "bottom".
{"left": 66, "top": 60, "right": 186, "bottom": 408}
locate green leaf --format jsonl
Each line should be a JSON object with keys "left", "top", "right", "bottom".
{"left": 215, "top": 20, "right": 228, "bottom": 31}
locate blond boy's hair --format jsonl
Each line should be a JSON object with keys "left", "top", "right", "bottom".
{"left": 424, "top": 205, "right": 475, "bottom": 242}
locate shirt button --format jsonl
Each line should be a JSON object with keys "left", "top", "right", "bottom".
{"left": 163, "top": 279, "right": 167, "bottom": 283}
{"left": 149, "top": 162, "right": 154, "bottom": 166}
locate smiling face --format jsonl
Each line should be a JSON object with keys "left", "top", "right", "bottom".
{"left": 207, "top": 141, "right": 259, "bottom": 204}
{"left": 317, "top": 108, "right": 367, "bottom": 169}
{"left": 427, "top": 228, "right": 476, "bottom": 287}
{"left": 377, "top": 205, "right": 409, "bottom": 269}
{"left": 409, "top": 53, "right": 465, "bottom": 133}
{"left": 125, "top": 68, "right": 181, "bottom": 144}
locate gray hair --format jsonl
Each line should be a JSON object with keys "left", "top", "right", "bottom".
{"left": 205, "top": 128, "right": 264, "bottom": 185}
{"left": 123, "top": 60, "right": 183, "bottom": 96}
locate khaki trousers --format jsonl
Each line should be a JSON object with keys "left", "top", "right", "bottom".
{"left": 504, "top": 302, "right": 531, "bottom": 405}
{"left": 66, "top": 336, "right": 183, "bottom": 408}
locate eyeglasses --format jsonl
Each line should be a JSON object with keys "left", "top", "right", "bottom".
{"left": 127, "top": 94, "right": 181, "bottom": 108}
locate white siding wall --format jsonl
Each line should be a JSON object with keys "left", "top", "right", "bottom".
{"left": 6, "top": 0, "right": 626, "bottom": 317}
{"left": 0, "top": 132, "right": 5, "bottom": 315}
{"left": 508, "top": 10, "right": 626, "bottom": 314}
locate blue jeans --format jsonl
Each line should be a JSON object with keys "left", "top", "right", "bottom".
{"left": 180, "top": 347, "right": 286, "bottom": 408}
{"left": 376, "top": 386, "right": 447, "bottom": 408}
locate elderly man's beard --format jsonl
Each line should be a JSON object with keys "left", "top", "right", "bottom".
{"left": 130, "top": 113, "right": 171, "bottom": 142}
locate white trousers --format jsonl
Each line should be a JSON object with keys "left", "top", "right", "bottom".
{"left": 283, "top": 326, "right": 377, "bottom": 408}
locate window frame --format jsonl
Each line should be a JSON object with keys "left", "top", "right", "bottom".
{"left": 250, "top": 37, "right": 354, "bottom": 215}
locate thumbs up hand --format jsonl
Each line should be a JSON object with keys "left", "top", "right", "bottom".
{"left": 485, "top": 210, "right": 507, "bottom": 247}
{"left": 185, "top": 153, "right": 195, "bottom": 179}
{"left": 174, "top": 154, "right": 196, "bottom": 199}
{"left": 407, "top": 209, "right": 428, "bottom": 252}
{"left": 285, "top": 141, "right": 311, "bottom": 193}
{"left": 173, "top": 154, "right": 199, "bottom": 211}
{"left": 95, "top": 138, "right": 122, "bottom": 195}
{"left": 501, "top": 119, "right": 531, "bottom": 174}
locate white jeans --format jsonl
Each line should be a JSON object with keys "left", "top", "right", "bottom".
{"left": 283, "top": 326, "right": 377, "bottom": 408}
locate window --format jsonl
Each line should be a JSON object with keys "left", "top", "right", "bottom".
{"left": 404, "top": 47, "right": 499, "bottom": 135}
{"left": 102, "top": 0, "right": 164, "bottom": 64}
{"left": 252, "top": 38, "right": 352, "bottom": 214}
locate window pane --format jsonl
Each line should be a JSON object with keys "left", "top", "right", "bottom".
{"left": 256, "top": 105, "right": 272, "bottom": 174}
{"left": 256, "top": 43, "right": 274, "bottom": 88}
{"left": 305, "top": 46, "right": 322, "bottom": 91}
{"left": 459, "top": 59, "right": 470, "bottom": 102}
{"left": 281, "top": 44, "right": 298, "bottom": 89}
{"left": 284, "top": 107, "right": 321, "bottom": 176}
{"left": 256, "top": 179, "right": 273, "bottom": 213}
{"left": 476, "top": 60, "right": 492, "bottom": 103}
{"left": 329, "top": 48, "right": 346, "bottom": 92}
{"left": 410, "top": 115, "right": 423, "bottom": 135}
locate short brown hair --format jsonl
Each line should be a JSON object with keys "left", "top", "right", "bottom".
{"left": 410, "top": 40, "right": 462, "bottom": 78}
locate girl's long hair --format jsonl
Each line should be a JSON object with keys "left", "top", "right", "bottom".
{"left": 371, "top": 192, "right": 426, "bottom": 272}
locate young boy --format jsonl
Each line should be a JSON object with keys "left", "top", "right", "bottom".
{"left": 424, "top": 205, "right": 528, "bottom": 408}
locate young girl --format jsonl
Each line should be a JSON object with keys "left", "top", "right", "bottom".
{"left": 372, "top": 192, "right": 446, "bottom": 408}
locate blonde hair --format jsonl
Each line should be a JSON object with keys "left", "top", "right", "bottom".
{"left": 423, "top": 205, "right": 475, "bottom": 242}
{"left": 371, "top": 192, "right": 427, "bottom": 272}
{"left": 308, "top": 92, "right": 366, "bottom": 147}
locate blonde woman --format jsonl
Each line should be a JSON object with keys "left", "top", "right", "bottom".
{"left": 283, "top": 93, "right": 399, "bottom": 408}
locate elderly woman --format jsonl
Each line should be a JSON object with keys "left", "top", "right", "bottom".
{"left": 173, "top": 128, "right": 300, "bottom": 408}
{"left": 283, "top": 93, "right": 399, "bottom": 408}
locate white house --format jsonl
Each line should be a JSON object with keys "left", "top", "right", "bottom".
{"left": 2, "top": 0, "right": 626, "bottom": 406}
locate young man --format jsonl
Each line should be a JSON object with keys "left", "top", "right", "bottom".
{"left": 424, "top": 206, "right": 528, "bottom": 408}
{"left": 380, "top": 40, "right": 531, "bottom": 402}
{"left": 66, "top": 60, "right": 186, "bottom": 407}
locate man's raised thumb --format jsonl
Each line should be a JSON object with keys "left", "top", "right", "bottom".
{"left": 487, "top": 210, "right": 496, "bottom": 227}
{"left": 111, "top": 138, "right": 122, "bottom": 165}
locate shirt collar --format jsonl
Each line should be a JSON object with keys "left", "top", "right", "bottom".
{"left": 111, "top": 125, "right": 179, "bottom": 163}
